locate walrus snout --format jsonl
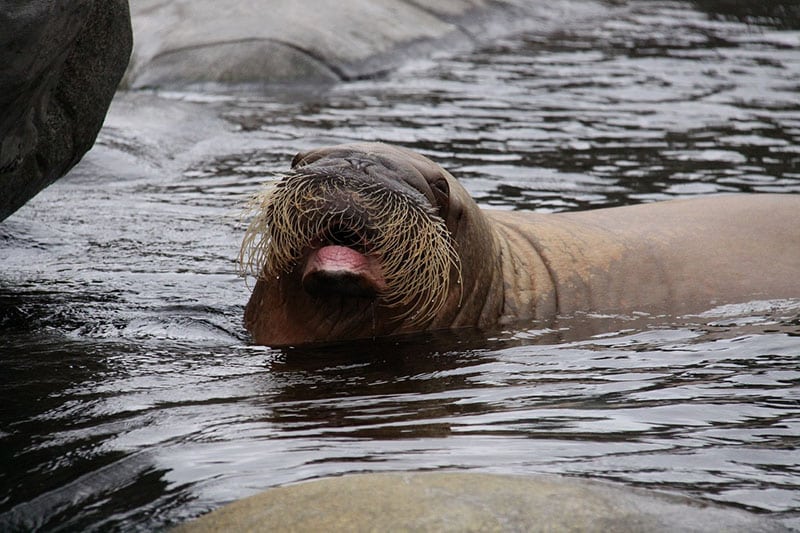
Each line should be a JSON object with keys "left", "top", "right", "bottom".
{"left": 240, "top": 143, "right": 462, "bottom": 339}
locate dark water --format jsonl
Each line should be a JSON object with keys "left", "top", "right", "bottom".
{"left": 2, "top": 0, "right": 800, "bottom": 530}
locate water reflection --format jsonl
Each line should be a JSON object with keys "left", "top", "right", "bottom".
{"left": 2, "top": 0, "right": 800, "bottom": 530}
{"left": 694, "top": 0, "right": 800, "bottom": 30}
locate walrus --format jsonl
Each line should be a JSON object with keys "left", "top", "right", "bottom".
{"left": 239, "top": 142, "right": 800, "bottom": 346}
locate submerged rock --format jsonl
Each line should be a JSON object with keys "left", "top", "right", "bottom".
{"left": 176, "top": 472, "right": 788, "bottom": 532}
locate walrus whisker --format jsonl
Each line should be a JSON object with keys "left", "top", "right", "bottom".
{"left": 239, "top": 170, "right": 462, "bottom": 326}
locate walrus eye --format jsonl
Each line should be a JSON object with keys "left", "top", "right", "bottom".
{"left": 291, "top": 152, "right": 305, "bottom": 168}
{"left": 291, "top": 150, "right": 319, "bottom": 169}
{"left": 431, "top": 176, "right": 450, "bottom": 220}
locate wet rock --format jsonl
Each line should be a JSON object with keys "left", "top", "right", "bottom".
{"left": 175, "top": 472, "right": 788, "bottom": 532}
{"left": 0, "top": 1, "right": 133, "bottom": 222}
{"left": 124, "top": 0, "right": 592, "bottom": 90}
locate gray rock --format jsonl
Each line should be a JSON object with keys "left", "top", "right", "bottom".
{"left": 174, "top": 472, "right": 788, "bottom": 532}
{"left": 0, "top": 0, "right": 133, "bottom": 222}
{"left": 124, "top": 0, "right": 599, "bottom": 90}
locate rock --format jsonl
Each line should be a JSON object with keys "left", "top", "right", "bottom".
{"left": 174, "top": 472, "right": 788, "bottom": 532}
{"left": 124, "top": 0, "right": 594, "bottom": 90}
{"left": 0, "top": 1, "right": 133, "bottom": 222}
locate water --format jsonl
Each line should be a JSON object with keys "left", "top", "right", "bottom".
{"left": 2, "top": 0, "right": 800, "bottom": 530}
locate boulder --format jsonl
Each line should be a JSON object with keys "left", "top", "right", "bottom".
{"left": 175, "top": 472, "right": 788, "bottom": 532}
{"left": 0, "top": 0, "right": 133, "bottom": 222}
{"left": 123, "top": 0, "right": 578, "bottom": 89}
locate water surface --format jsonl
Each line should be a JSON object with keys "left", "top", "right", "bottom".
{"left": 2, "top": 0, "right": 799, "bottom": 530}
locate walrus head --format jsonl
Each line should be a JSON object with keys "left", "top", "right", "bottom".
{"left": 240, "top": 143, "right": 500, "bottom": 345}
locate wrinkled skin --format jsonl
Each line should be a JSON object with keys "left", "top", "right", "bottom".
{"left": 244, "top": 142, "right": 800, "bottom": 346}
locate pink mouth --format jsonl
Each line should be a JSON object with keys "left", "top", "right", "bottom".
{"left": 301, "top": 245, "right": 387, "bottom": 298}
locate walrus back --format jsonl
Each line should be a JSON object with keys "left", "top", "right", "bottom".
{"left": 485, "top": 194, "right": 800, "bottom": 317}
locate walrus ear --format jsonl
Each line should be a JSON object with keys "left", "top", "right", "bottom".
{"left": 431, "top": 175, "right": 450, "bottom": 220}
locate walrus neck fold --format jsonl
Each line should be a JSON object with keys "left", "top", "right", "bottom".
{"left": 485, "top": 214, "right": 559, "bottom": 324}
{"left": 426, "top": 185, "right": 507, "bottom": 331}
